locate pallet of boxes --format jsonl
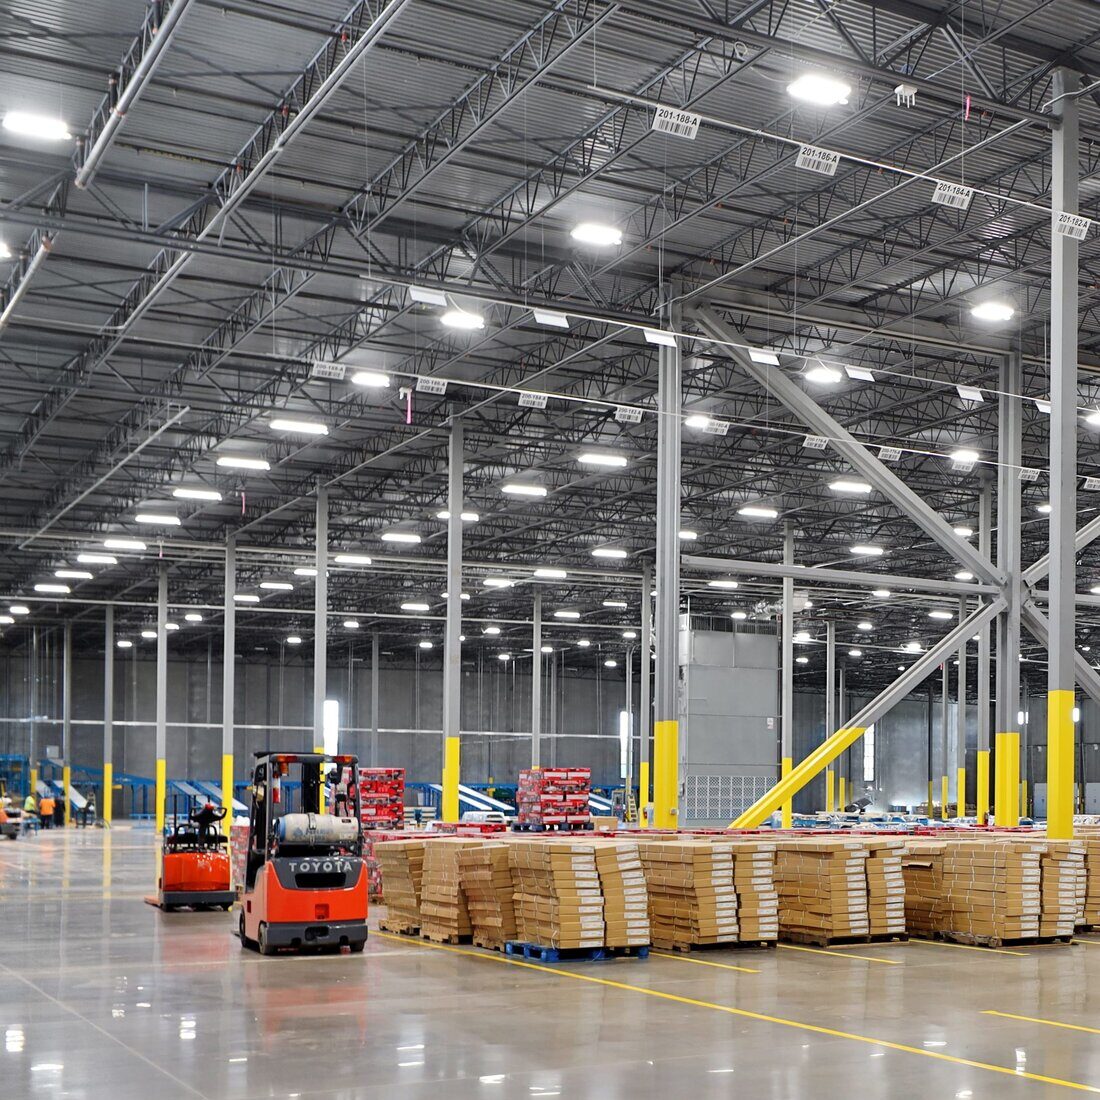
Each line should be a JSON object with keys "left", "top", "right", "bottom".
{"left": 726, "top": 838, "right": 779, "bottom": 946}
{"left": 901, "top": 839, "right": 946, "bottom": 936}
{"left": 864, "top": 837, "right": 908, "bottom": 940}
{"left": 457, "top": 842, "right": 517, "bottom": 951}
{"left": 583, "top": 839, "right": 651, "bottom": 950}
{"left": 374, "top": 838, "right": 425, "bottom": 934}
{"left": 420, "top": 837, "right": 480, "bottom": 943}
{"left": 1039, "top": 840, "right": 1085, "bottom": 941}
{"left": 639, "top": 839, "right": 741, "bottom": 951}
{"left": 775, "top": 838, "right": 874, "bottom": 945}
{"left": 1075, "top": 827, "right": 1100, "bottom": 931}
{"left": 938, "top": 838, "right": 1047, "bottom": 947}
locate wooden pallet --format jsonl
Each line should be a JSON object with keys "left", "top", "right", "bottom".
{"left": 781, "top": 931, "right": 875, "bottom": 948}
{"left": 421, "top": 930, "right": 473, "bottom": 945}
{"left": 504, "top": 941, "right": 649, "bottom": 962}
{"left": 867, "top": 932, "right": 909, "bottom": 944}
{"left": 651, "top": 938, "right": 777, "bottom": 953}
{"left": 472, "top": 936, "right": 508, "bottom": 952}
{"left": 377, "top": 918, "right": 419, "bottom": 935}
{"left": 937, "top": 931, "right": 1075, "bottom": 949}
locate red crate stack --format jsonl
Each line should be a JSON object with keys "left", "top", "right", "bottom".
{"left": 357, "top": 767, "right": 406, "bottom": 829}
{"left": 517, "top": 767, "right": 591, "bottom": 827}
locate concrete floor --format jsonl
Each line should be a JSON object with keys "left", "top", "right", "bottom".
{"left": 4, "top": 828, "right": 1100, "bottom": 1099}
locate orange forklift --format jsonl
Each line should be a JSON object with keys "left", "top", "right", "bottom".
{"left": 238, "top": 751, "right": 367, "bottom": 955}
{"left": 153, "top": 803, "right": 234, "bottom": 910}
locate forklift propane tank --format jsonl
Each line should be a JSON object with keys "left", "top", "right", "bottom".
{"left": 275, "top": 812, "right": 358, "bottom": 846}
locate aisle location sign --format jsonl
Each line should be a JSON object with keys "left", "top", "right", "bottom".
{"left": 796, "top": 145, "right": 840, "bottom": 176}
{"left": 652, "top": 104, "right": 701, "bottom": 140}
{"left": 1054, "top": 211, "right": 1092, "bottom": 240}
{"left": 932, "top": 180, "right": 974, "bottom": 209}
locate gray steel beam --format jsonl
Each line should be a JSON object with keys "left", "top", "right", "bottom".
{"left": 0, "top": 0, "right": 412, "bottom": 472}
{"left": 1047, "top": 67, "right": 1082, "bottom": 838}
{"left": 1023, "top": 513, "right": 1100, "bottom": 588}
{"left": 683, "top": 555, "right": 999, "bottom": 596}
{"left": 531, "top": 592, "right": 541, "bottom": 768}
{"left": 691, "top": 306, "right": 1002, "bottom": 584}
{"left": 444, "top": 421, "right": 463, "bottom": 760}
{"left": 222, "top": 536, "right": 235, "bottom": 818}
{"left": 940, "top": 660, "right": 949, "bottom": 814}
{"left": 74, "top": 0, "right": 196, "bottom": 189}
{"left": 313, "top": 487, "right": 328, "bottom": 748}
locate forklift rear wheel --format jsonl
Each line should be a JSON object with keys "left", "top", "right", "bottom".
{"left": 349, "top": 940, "right": 365, "bottom": 954}
{"left": 258, "top": 922, "right": 275, "bottom": 956}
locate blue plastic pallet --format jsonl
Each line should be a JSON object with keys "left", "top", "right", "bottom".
{"left": 504, "top": 941, "right": 649, "bottom": 962}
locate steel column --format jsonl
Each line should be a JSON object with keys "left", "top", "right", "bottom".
{"left": 780, "top": 521, "right": 794, "bottom": 826}
{"left": 1047, "top": 67, "right": 1081, "bottom": 840}
{"left": 531, "top": 592, "right": 541, "bottom": 768}
{"left": 957, "top": 596, "right": 967, "bottom": 816}
{"left": 442, "top": 421, "right": 463, "bottom": 821}
{"left": 155, "top": 562, "right": 167, "bottom": 832}
{"left": 653, "top": 300, "right": 681, "bottom": 829}
{"left": 29, "top": 626, "right": 38, "bottom": 794}
{"left": 825, "top": 619, "right": 836, "bottom": 813}
{"left": 838, "top": 665, "right": 847, "bottom": 810}
{"left": 62, "top": 622, "right": 71, "bottom": 827}
{"left": 222, "top": 537, "right": 235, "bottom": 824}
{"left": 103, "top": 605, "right": 113, "bottom": 824}
{"left": 313, "top": 486, "right": 328, "bottom": 752}
{"left": 371, "top": 632, "right": 380, "bottom": 766}
{"left": 639, "top": 560, "right": 652, "bottom": 824}
{"left": 996, "top": 351, "right": 1023, "bottom": 825}
{"left": 977, "top": 486, "right": 992, "bottom": 822}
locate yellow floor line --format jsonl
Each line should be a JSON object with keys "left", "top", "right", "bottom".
{"left": 983, "top": 1011, "right": 1100, "bottom": 1036}
{"left": 374, "top": 933, "right": 1100, "bottom": 1093}
{"left": 907, "top": 938, "right": 1029, "bottom": 958}
{"left": 778, "top": 943, "right": 900, "bottom": 965}
{"left": 650, "top": 951, "right": 760, "bottom": 974}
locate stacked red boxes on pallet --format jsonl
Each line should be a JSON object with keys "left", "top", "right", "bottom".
{"left": 516, "top": 768, "right": 591, "bottom": 828}
{"left": 356, "top": 767, "right": 406, "bottom": 829}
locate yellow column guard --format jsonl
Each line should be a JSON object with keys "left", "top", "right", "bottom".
{"left": 63, "top": 764, "right": 71, "bottom": 827}
{"left": 781, "top": 757, "right": 792, "bottom": 828}
{"left": 729, "top": 725, "right": 866, "bottom": 828}
{"left": 1047, "top": 688, "right": 1075, "bottom": 839}
{"left": 956, "top": 767, "right": 966, "bottom": 817}
{"left": 638, "top": 761, "right": 650, "bottom": 826}
{"left": 825, "top": 769, "right": 835, "bottom": 813}
{"left": 941, "top": 775, "right": 949, "bottom": 821}
{"left": 102, "top": 761, "right": 113, "bottom": 825}
{"left": 314, "top": 746, "right": 326, "bottom": 815}
{"left": 927, "top": 779, "right": 934, "bottom": 817}
{"left": 995, "top": 731, "right": 1020, "bottom": 826}
{"left": 155, "top": 757, "right": 166, "bottom": 832}
{"left": 442, "top": 735, "right": 460, "bottom": 823}
{"left": 221, "top": 753, "right": 234, "bottom": 829}
{"left": 653, "top": 720, "right": 678, "bottom": 829}
{"left": 838, "top": 776, "right": 846, "bottom": 813}
{"left": 975, "top": 750, "right": 989, "bottom": 824}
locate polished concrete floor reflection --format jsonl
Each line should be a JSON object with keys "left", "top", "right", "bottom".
{"left": 3, "top": 827, "right": 1100, "bottom": 1098}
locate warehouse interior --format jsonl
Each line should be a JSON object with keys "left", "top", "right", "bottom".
{"left": 3, "top": 0, "right": 1100, "bottom": 1095}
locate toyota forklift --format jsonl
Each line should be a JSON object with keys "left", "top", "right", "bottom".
{"left": 239, "top": 751, "right": 367, "bottom": 955}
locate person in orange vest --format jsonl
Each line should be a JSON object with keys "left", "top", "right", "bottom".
{"left": 38, "top": 794, "right": 55, "bottom": 829}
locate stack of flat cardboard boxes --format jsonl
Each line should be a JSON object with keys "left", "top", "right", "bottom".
{"left": 901, "top": 840, "right": 946, "bottom": 935}
{"left": 865, "top": 838, "right": 907, "bottom": 937}
{"left": 584, "top": 840, "right": 650, "bottom": 947}
{"left": 639, "top": 840, "right": 739, "bottom": 949}
{"left": 775, "top": 839, "right": 870, "bottom": 941}
{"left": 374, "top": 838, "right": 425, "bottom": 932}
{"left": 509, "top": 841, "right": 605, "bottom": 949}
{"left": 727, "top": 839, "right": 779, "bottom": 943}
{"left": 1076, "top": 830, "right": 1100, "bottom": 928}
{"left": 419, "top": 837, "right": 479, "bottom": 942}
{"left": 457, "top": 842, "right": 517, "bottom": 950}
{"left": 939, "top": 840, "right": 1043, "bottom": 942}
{"left": 1039, "top": 841, "right": 1086, "bottom": 938}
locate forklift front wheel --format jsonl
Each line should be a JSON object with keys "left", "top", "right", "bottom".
{"left": 238, "top": 911, "right": 253, "bottom": 950}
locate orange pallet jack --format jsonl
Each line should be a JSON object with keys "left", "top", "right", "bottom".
{"left": 239, "top": 751, "right": 367, "bottom": 955}
{"left": 149, "top": 804, "right": 235, "bottom": 911}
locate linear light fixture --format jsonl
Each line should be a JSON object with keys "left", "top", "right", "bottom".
{"left": 602, "top": 599, "right": 627, "bottom": 609}
{"left": 286, "top": 635, "right": 303, "bottom": 645}
{"left": 578, "top": 452, "right": 628, "bottom": 468}
{"left": 738, "top": 505, "right": 779, "bottom": 519}
{"left": 929, "top": 610, "right": 954, "bottom": 620}
{"left": 850, "top": 544, "right": 885, "bottom": 556}
{"left": 216, "top": 456, "right": 270, "bottom": 471}
{"left": 707, "top": 580, "right": 739, "bottom": 589}
{"left": 343, "top": 619, "right": 360, "bottom": 630}
{"left": 54, "top": 569, "right": 92, "bottom": 580}
{"left": 334, "top": 553, "right": 373, "bottom": 565}
{"left": 269, "top": 417, "right": 329, "bottom": 435}
{"left": 172, "top": 487, "right": 222, "bottom": 502}
{"left": 591, "top": 547, "right": 627, "bottom": 559}
{"left": 259, "top": 581, "right": 294, "bottom": 591}
{"left": 570, "top": 222, "right": 622, "bottom": 247}
{"left": 553, "top": 610, "right": 581, "bottom": 620}
{"left": 872, "top": 588, "right": 892, "bottom": 598}
{"left": 380, "top": 531, "right": 421, "bottom": 544}
{"left": 829, "top": 479, "right": 872, "bottom": 494}
{"left": 184, "top": 613, "right": 203, "bottom": 623}
{"left": 678, "top": 529, "right": 698, "bottom": 541}
{"left": 401, "top": 601, "right": 430, "bottom": 612}
{"left": 104, "top": 538, "right": 146, "bottom": 551}
{"left": 501, "top": 482, "right": 547, "bottom": 498}
{"left": 351, "top": 369, "right": 390, "bottom": 388}
{"left": 436, "top": 510, "right": 480, "bottom": 522}
{"left": 787, "top": 72, "right": 851, "bottom": 106}
{"left": 233, "top": 594, "right": 260, "bottom": 603}
{"left": 483, "top": 577, "right": 514, "bottom": 588}
{"left": 3, "top": 111, "right": 71, "bottom": 140}
{"left": 482, "top": 626, "right": 501, "bottom": 636}
{"left": 77, "top": 553, "right": 117, "bottom": 565}
{"left": 441, "top": 309, "right": 484, "bottom": 330}
{"left": 534, "top": 568, "right": 568, "bottom": 579}
{"left": 294, "top": 567, "right": 319, "bottom": 577}
{"left": 135, "top": 512, "right": 181, "bottom": 526}
{"left": 34, "top": 583, "right": 70, "bottom": 594}
{"left": 533, "top": 308, "right": 570, "bottom": 328}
